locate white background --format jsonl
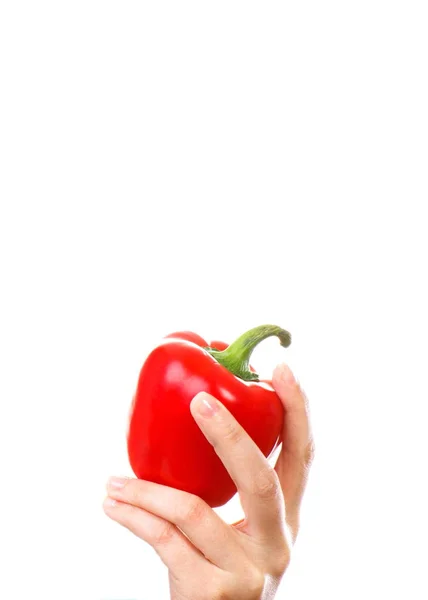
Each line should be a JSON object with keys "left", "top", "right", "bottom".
{"left": 1, "top": 2, "right": 427, "bottom": 599}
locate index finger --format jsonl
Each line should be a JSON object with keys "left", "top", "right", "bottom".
{"left": 272, "top": 364, "right": 314, "bottom": 535}
{"left": 190, "top": 392, "right": 286, "bottom": 544}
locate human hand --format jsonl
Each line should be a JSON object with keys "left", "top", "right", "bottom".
{"left": 103, "top": 363, "right": 314, "bottom": 599}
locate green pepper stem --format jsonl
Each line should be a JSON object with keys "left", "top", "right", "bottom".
{"left": 206, "top": 324, "right": 291, "bottom": 382}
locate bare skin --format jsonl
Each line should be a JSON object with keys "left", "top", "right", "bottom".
{"left": 103, "top": 363, "right": 314, "bottom": 599}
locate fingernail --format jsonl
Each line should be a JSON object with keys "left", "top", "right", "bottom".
{"left": 108, "top": 476, "right": 129, "bottom": 490}
{"left": 104, "top": 496, "right": 117, "bottom": 508}
{"left": 193, "top": 392, "right": 219, "bottom": 418}
{"left": 277, "top": 363, "right": 296, "bottom": 386}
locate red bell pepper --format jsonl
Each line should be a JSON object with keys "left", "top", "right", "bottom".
{"left": 127, "top": 324, "right": 291, "bottom": 508}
